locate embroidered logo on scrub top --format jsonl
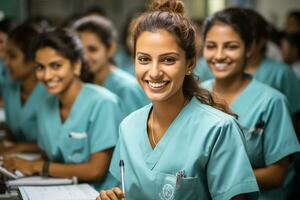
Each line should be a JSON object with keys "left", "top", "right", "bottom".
{"left": 159, "top": 176, "right": 175, "bottom": 200}
{"left": 71, "top": 153, "right": 82, "bottom": 162}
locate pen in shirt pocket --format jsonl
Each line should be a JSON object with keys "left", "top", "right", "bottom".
{"left": 68, "top": 132, "right": 87, "bottom": 139}
{"left": 176, "top": 169, "right": 185, "bottom": 189}
{"left": 249, "top": 121, "right": 265, "bottom": 135}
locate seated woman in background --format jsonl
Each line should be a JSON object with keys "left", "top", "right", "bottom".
{"left": 73, "top": 16, "right": 149, "bottom": 116}
{"left": 243, "top": 9, "right": 300, "bottom": 138}
{"left": 4, "top": 29, "right": 123, "bottom": 190}
{"left": 97, "top": 0, "right": 259, "bottom": 199}
{"left": 201, "top": 7, "right": 300, "bottom": 200}
{"left": 0, "top": 24, "right": 50, "bottom": 155}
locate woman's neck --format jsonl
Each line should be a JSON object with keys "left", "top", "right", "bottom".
{"left": 59, "top": 78, "right": 83, "bottom": 113}
{"left": 94, "top": 63, "right": 114, "bottom": 85}
{"left": 214, "top": 73, "right": 250, "bottom": 106}
{"left": 20, "top": 72, "right": 38, "bottom": 104}
{"left": 245, "top": 53, "right": 264, "bottom": 74}
{"left": 152, "top": 91, "right": 188, "bottom": 134}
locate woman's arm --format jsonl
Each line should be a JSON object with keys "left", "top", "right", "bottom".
{"left": 47, "top": 149, "right": 113, "bottom": 181}
{"left": 254, "top": 157, "right": 289, "bottom": 190}
{"left": 0, "top": 142, "right": 41, "bottom": 155}
{"left": 4, "top": 148, "right": 113, "bottom": 181}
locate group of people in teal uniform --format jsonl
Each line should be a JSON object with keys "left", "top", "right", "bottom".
{"left": 0, "top": 4, "right": 147, "bottom": 192}
{"left": 0, "top": 0, "right": 299, "bottom": 199}
{"left": 73, "top": 16, "right": 149, "bottom": 115}
{"left": 194, "top": 9, "right": 300, "bottom": 135}
{"left": 201, "top": 7, "right": 299, "bottom": 200}
{"left": 0, "top": 24, "right": 49, "bottom": 153}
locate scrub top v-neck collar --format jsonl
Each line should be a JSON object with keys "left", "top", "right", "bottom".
{"left": 142, "top": 97, "right": 194, "bottom": 170}
{"left": 16, "top": 83, "right": 44, "bottom": 115}
{"left": 54, "top": 85, "right": 85, "bottom": 128}
{"left": 231, "top": 79, "right": 255, "bottom": 111}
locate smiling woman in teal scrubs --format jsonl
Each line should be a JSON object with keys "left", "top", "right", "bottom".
{"left": 97, "top": 1, "right": 259, "bottom": 199}
{"left": 242, "top": 9, "right": 300, "bottom": 137}
{"left": 201, "top": 8, "right": 300, "bottom": 200}
{"left": 0, "top": 24, "right": 49, "bottom": 154}
{"left": 3, "top": 29, "right": 123, "bottom": 189}
{"left": 73, "top": 16, "right": 149, "bottom": 116}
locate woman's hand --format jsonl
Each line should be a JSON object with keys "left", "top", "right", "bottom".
{"left": 3, "top": 156, "right": 43, "bottom": 176}
{"left": 96, "top": 187, "right": 125, "bottom": 200}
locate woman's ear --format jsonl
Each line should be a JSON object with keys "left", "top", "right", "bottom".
{"left": 186, "top": 57, "right": 196, "bottom": 75}
{"left": 73, "top": 59, "right": 82, "bottom": 76}
{"left": 108, "top": 42, "right": 117, "bottom": 58}
{"left": 246, "top": 42, "right": 255, "bottom": 58}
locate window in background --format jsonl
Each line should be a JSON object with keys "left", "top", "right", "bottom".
{"left": 208, "top": 0, "right": 225, "bottom": 16}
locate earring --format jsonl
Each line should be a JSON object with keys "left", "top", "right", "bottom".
{"left": 186, "top": 70, "right": 192, "bottom": 75}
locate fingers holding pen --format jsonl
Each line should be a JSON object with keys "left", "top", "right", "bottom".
{"left": 97, "top": 187, "right": 124, "bottom": 200}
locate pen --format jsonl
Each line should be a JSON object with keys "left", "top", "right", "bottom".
{"left": 176, "top": 169, "right": 185, "bottom": 189}
{"left": 119, "top": 160, "right": 126, "bottom": 198}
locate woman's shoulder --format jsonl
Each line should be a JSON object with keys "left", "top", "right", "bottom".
{"left": 250, "top": 79, "right": 287, "bottom": 103}
{"left": 120, "top": 104, "right": 151, "bottom": 126}
{"left": 185, "top": 97, "right": 239, "bottom": 129}
{"left": 83, "top": 83, "right": 120, "bottom": 103}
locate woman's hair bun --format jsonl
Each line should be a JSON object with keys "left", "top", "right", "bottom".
{"left": 150, "top": 0, "right": 184, "bottom": 14}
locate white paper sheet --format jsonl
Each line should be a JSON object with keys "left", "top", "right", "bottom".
{"left": 19, "top": 184, "right": 99, "bottom": 200}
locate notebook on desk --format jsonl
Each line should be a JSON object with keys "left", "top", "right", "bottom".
{"left": 19, "top": 184, "right": 99, "bottom": 200}
{"left": 6, "top": 176, "right": 77, "bottom": 190}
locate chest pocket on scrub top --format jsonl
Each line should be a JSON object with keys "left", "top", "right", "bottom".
{"left": 61, "top": 132, "right": 89, "bottom": 163}
{"left": 244, "top": 120, "right": 266, "bottom": 167}
{"left": 155, "top": 171, "right": 199, "bottom": 200}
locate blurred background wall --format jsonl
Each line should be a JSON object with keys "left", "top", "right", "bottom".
{"left": 0, "top": 0, "right": 299, "bottom": 31}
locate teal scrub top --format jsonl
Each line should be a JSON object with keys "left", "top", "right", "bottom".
{"left": 193, "top": 58, "right": 214, "bottom": 82}
{"left": 202, "top": 79, "right": 300, "bottom": 200}
{"left": 37, "top": 84, "right": 123, "bottom": 189}
{"left": 108, "top": 97, "right": 259, "bottom": 200}
{"left": 0, "top": 60, "right": 7, "bottom": 80}
{"left": 254, "top": 58, "right": 300, "bottom": 114}
{"left": 103, "top": 68, "right": 149, "bottom": 116}
{"left": 0, "top": 73, "right": 49, "bottom": 142}
{"left": 115, "top": 47, "right": 135, "bottom": 76}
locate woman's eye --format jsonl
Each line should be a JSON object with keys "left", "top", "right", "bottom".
{"left": 137, "top": 56, "right": 150, "bottom": 64}
{"left": 35, "top": 64, "right": 44, "bottom": 71}
{"left": 162, "top": 57, "right": 176, "bottom": 65}
{"left": 52, "top": 63, "right": 62, "bottom": 69}
{"left": 226, "top": 44, "right": 239, "bottom": 50}
{"left": 87, "top": 46, "right": 98, "bottom": 53}
{"left": 205, "top": 44, "right": 215, "bottom": 50}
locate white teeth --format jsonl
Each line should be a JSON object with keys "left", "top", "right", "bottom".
{"left": 47, "top": 82, "right": 59, "bottom": 88}
{"left": 214, "top": 63, "right": 228, "bottom": 70}
{"left": 148, "top": 81, "right": 167, "bottom": 88}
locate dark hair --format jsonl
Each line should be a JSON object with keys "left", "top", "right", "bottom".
{"left": 202, "top": 7, "right": 253, "bottom": 50}
{"left": 132, "top": 0, "right": 233, "bottom": 115}
{"left": 74, "top": 16, "right": 116, "bottom": 49}
{"left": 288, "top": 10, "right": 300, "bottom": 21}
{"left": 283, "top": 33, "right": 300, "bottom": 57}
{"left": 9, "top": 23, "right": 40, "bottom": 62}
{"left": 0, "top": 18, "right": 17, "bottom": 34}
{"left": 73, "top": 15, "right": 117, "bottom": 65}
{"left": 242, "top": 8, "right": 269, "bottom": 54}
{"left": 32, "top": 28, "right": 93, "bottom": 82}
